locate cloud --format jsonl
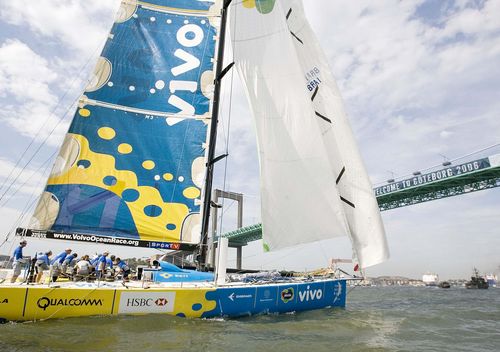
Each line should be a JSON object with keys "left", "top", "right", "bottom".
{"left": 0, "top": 0, "right": 121, "bottom": 55}
{"left": 0, "top": 39, "right": 57, "bottom": 102}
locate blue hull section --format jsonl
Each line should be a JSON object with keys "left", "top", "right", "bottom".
{"left": 202, "top": 279, "right": 347, "bottom": 318}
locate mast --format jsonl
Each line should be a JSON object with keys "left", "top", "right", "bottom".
{"left": 199, "top": 0, "right": 233, "bottom": 268}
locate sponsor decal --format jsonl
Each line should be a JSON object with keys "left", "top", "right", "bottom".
{"left": 118, "top": 292, "right": 175, "bottom": 314}
{"left": 155, "top": 298, "right": 168, "bottom": 306}
{"left": 280, "top": 288, "right": 294, "bottom": 303}
{"left": 125, "top": 297, "right": 169, "bottom": 307}
{"left": 36, "top": 296, "right": 103, "bottom": 311}
{"left": 18, "top": 229, "right": 193, "bottom": 250}
{"left": 259, "top": 289, "right": 274, "bottom": 302}
{"left": 228, "top": 293, "right": 252, "bottom": 302}
{"left": 0, "top": 298, "right": 8, "bottom": 304}
{"left": 305, "top": 66, "right": 322, "bottom": 91}
{"left": 298, "top": 286, "right": 323, "bottom": 302}
{"left": 159, "top": 273, "right": 172, "bottom": 279}
{"left": 332, "top": 282, "right": 342, "bottom": 304}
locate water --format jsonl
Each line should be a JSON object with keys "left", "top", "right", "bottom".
{"left": 1, "top": 286, "right": 499, "bottom": 351}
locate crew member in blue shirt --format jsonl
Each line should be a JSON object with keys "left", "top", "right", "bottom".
{"left": 96, "top": 251, "right": 109, "bottom": 279}
{"left": 35, "top": 250, "right": 52, "bottom": 283}
{"left": 114, "top": 257, "right": 131, "bottom": 281}
{"left": 61, "top": 253, "right": 78, "bottom": 274}
{"left": 106, "top": 255, "right": 115, "bottom": 270}
{"left": 51, "top": 248, "right": 72, "bottom": 268}
{"left": 90, "top": 254, "right": 101, "bottom": 268}
{"left": 50, "top": 248, "right": 71, "bottom": 281}
{"left": 10, "top": 239, "right": 27, "bottom": 283}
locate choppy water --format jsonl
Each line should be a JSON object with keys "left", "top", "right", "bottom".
{"left": 1, "top": 286, "right": 499, "bottom": 352}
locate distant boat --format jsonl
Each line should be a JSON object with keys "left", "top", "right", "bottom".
{"left": 422, "top": 273, "right": 439, "bottom": 286}
{"left": 465, "top": 268, "right": 489, "bottom": 289}
{"left": 438, "top": 281, "right": 451, "bottom": 289}
{"left": 485, "top": 274, "right": 497, "bottom": 288}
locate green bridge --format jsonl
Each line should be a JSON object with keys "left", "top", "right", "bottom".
{"left": 221, "top": 154, "right": 500, "bottom": 246}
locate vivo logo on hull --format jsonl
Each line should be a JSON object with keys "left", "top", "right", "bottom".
{"left": 298, "top": 286, "right": 323, "bottom": 302}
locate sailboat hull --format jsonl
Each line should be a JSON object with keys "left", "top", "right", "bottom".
{"left": 0, "top": 278, "right": 346, "bottom": 322}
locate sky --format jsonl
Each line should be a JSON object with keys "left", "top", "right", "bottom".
{"left": 0, "top": 0, "right": 499, "bottom": 279}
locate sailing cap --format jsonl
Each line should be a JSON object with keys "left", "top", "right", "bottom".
{"left": 20, "top": 239, "right": 27, "bottom": 244}
{"left": 103, "top": 250, "right": 109, "bottom": 255}
{"left": 65, "top": 248, "right": 72, "bottom": 251}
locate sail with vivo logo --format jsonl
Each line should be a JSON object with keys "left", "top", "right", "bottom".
{"left": 18, "top": 0, "right": 222, "bottom": 249}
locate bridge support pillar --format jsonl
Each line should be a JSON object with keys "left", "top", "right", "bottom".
{"left": 208, "top": 189, "right": 244, "bottom": 270}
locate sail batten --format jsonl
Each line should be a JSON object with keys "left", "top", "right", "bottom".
{"left": 28, "top": 0, "right": 222, "bottom": 246}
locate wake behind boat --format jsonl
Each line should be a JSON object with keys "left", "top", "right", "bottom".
{"left": 0, "top": 0, "right": 388, "bottom": 322}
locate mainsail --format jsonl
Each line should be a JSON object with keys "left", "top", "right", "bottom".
{"left": 21, "top": 0, "right": 222, "bottom": 249}
{"left": 231, "top": 0, "right": 389, "bottom": 268}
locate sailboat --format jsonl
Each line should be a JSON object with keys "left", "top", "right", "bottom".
{"left": 0, "top": 0, "right": 388, "bottom": 322}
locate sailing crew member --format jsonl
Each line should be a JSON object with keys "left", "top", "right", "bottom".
{"left": 50, "top": 248, "right": 72, "bottom": 281}
{"left": 114, "top": 257, "right": 131, "bottom": 281}
{"left": 51, "top": 248, "right": 72, "bottom": 268}
{"left": 75, "top": 255, "right": 92, "bottom": 279}
{"left": 35, "top": 250, "right": 52, "bottom": 283}
{"left": 10, "top": 240, "right": 28, "bottom": 283}
{"left": 106, "top": 255, "right": 115, "bottom": 272}
{"left": 61, "top": 253, "right": 78, "bottom": 274}
{"left": 96, "top": 251, "right": 109, "bottom": 279}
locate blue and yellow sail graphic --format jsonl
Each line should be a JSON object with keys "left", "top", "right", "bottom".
{"left": 30, "top": 0, "right": 220, "bottom": 245}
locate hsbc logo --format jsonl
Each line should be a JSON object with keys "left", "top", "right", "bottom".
{"left": 126, "top": 297, "right": 169, "bottom": 307}
{"left": 119, "top": 292, "right": 175, "bottom": 314}
{"left": 155, "top": 298, "right": 168, "bottom": 306}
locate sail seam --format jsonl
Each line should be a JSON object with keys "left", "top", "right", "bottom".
{"left": 138, "top": 2, "right": 221, "bottom": 17}
{"left": 81, "top": 98, "right": 211, "bottom": 120}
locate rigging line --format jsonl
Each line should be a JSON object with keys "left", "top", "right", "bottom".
{"left": 217, "top": 0, "right": 238, "bottom": 244}
{"left": 1, "top": 158, "right": 52, "bottom": 247}
{"left": 260, "top": 246, "right": 304, "bottom": 267}
{"left": 0, "top": 93, "right": 79, "bottom": 204}
{"left": 0, "top": 150, "right": 57, "bottom": 209}
{"left": 4, "top": 152, "right": 55, "bottom": 229}
{"left": 0, "top": 195, "right": 39, "bottom": 249}
{"left": 0, "top": 43, "right": 104, "bottom": 198}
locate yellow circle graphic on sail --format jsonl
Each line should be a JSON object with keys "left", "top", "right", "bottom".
{"left": 97, "top": 127, "right": 116, "bottom": 140}
{"left": 242, "top": 0, "right": 276, "bottom": 13}
{"left": 79, "top": 108, "right": 91, "bottom": 117}
{"left": 183, "top": 187, "right": 200, "bottom": 199}
{"left": 142, "top": 160, "right": 155, "bottom": 170}
{"left": 163, "top": 173, "right": 174, "bottom": 181}
{"left": 118, "top": 143, "right": 133, "bottom": 154}
{"left": 243, "top": 0, "right": 256, "bottom": 8}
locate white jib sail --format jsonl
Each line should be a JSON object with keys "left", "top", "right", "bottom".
{"left": 230, "top": 0, "right": 389, "bottom": 268}
{"left": 283, "top": 0, "right": 389, "bottom": 268}
{"left": 230, "top": 1, "right": 350, "bottom": 252}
